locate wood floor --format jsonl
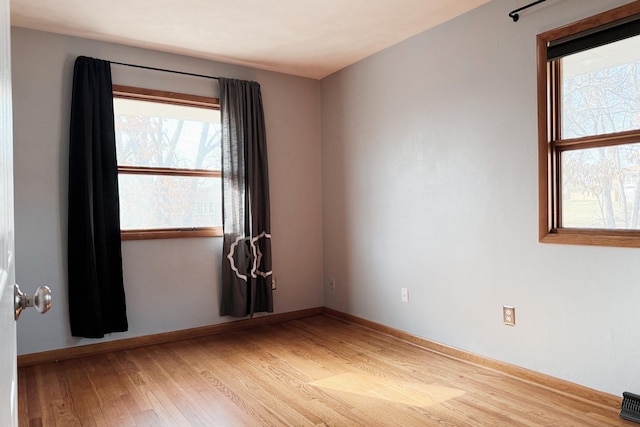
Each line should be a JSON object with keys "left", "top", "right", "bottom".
{"left": 18, "top": 315, "right": 631, "bottom": 426}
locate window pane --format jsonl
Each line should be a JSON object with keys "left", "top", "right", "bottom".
{"left": 114, "top": 98, "right": 221, "bottom": 170}
{"left": 561, "top": 143, "right": 640, "bottom": 229}
{"left": 118, "top": 174, "right": 222, "bottom": 230}
{"left": 561, "top": 35, "right": 640, "bottom": 139}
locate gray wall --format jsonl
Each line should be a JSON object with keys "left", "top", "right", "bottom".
{"left": 11, "top": 28, "right": 323, "bottom": 355}
{"left": 321, "top": 0, "right": 640, "bottom": 396}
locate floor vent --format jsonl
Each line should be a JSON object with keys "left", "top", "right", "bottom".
{"left": 621, "top": 392, "right": 640, "bottom": 424}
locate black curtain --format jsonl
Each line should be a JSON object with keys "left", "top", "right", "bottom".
{"left": 68, "top": 56, "right": 128, "bottom": 338}
{"left": 219, "top": 78, "right": 273, "bottom": 317}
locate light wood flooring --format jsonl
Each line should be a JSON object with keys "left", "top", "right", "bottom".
{"left": 18, "top": 315, "right": 632, "bottom": 426}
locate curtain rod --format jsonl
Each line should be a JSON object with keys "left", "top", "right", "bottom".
{"left": 509, "top": 0, "right": 547, "bottom": 22}
{"left": 109, "top": 60, "right": 220, "bottom": 80}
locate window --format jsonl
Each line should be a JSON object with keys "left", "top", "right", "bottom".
{"left": 113, "top": 85, "right": 222, "bottom": 240}
{"left": 537, "top": 2, "right": 640, "bottom": 247}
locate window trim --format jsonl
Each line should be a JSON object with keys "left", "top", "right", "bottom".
{"left": 537, "top": 1, "right": 640, "bottom": 248}
{"left": 112, "top": 85, "right": 223, "bottom": 240}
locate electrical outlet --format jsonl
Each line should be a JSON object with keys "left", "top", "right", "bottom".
{"left": 271, "top": 276, "right": 276, "bottom": 290}
{"left": 503, "top": 306, "right": 515, "bottom": 326}
{"left": 329, "top": 277, "right": 336, "bottom": 291}
{"left": 401, "top": 288, "right": 409, "bottom": 303}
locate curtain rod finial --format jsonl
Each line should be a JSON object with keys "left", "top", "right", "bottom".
{"left": 508, "top": 0, "right": 546, "bottom": 22}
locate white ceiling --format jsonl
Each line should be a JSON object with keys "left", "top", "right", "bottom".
{"left": 10, "top": 0, "right": 490, "bottom": 79}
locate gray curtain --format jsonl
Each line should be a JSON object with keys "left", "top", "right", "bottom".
{"left": 219, "top": 78, "right": 273, "bottom": 317}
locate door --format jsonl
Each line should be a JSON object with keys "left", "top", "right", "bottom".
{"left": 0, "top": 0, "right": 17, "bottom": 423}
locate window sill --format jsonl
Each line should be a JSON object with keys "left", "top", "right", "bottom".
{"left": 121, "top": 227, "right": 223, "bottom": 240}
{"left": 540, "top": 228, "right": 640, "bottom": 248}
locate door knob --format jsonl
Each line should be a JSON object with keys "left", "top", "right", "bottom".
{"left": 14, "top": 284, "right": 52, "bottom": 320}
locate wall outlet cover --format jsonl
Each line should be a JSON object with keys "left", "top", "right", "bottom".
{"left": 503, "top": 306, "right": 515, "bottom": 326}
